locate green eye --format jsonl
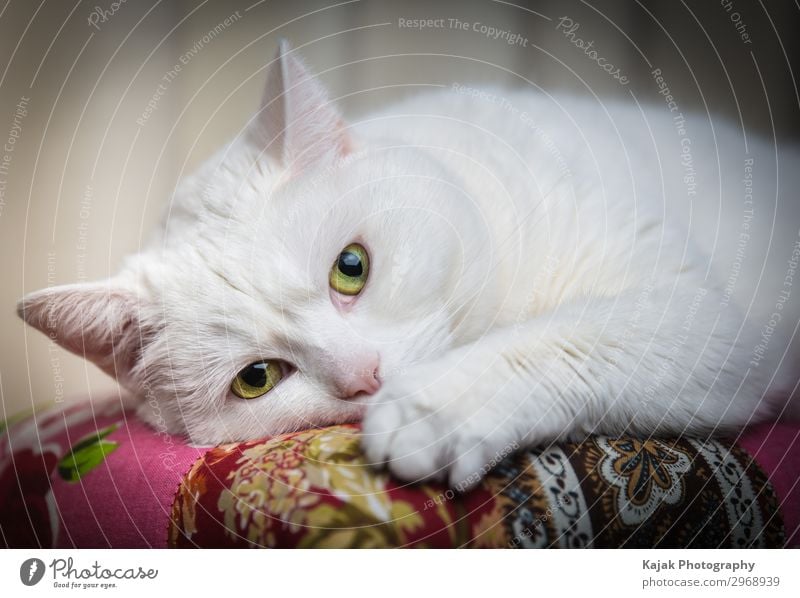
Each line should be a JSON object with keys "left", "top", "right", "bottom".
{"left": 231, "top": 361, "right": 283, "bottom": 399}
{"left": 329, "top": 243, "right": 370, "bottom": 296}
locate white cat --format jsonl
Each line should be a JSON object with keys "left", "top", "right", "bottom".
{"left": 19, "top": 42, "right": 799, "bottom": 489}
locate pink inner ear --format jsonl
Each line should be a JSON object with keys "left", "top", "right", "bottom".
{"left": 18, "top": 284, "right": 149, "bottom": 382}
{"left": 335, "top": 119, "right": 355, "bottom": 156}
{"left": 254, "top": 41, "right": 353, "bottom": 177}
{"left": 283, "top": 124, "right": 352, "bottom": 181}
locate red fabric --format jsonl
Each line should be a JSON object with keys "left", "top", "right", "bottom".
{"left": 0, "top": 401, "right": 201, "bottom": 548}
{"left": 51, "top": 415, "right": 202, "bottom": 548}
{"left": 738, "top": 423, "right": 800, "bottom": 546}
{"left": 168, "top": 426, "right": 505, "bottom": 548}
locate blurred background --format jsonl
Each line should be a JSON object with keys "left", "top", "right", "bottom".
{"left": 1, "top": 0, "right": 799, "bottom": 417}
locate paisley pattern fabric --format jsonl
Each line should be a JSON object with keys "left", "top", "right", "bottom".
{"left": 169, "top": 426, "right": 472, "bottom": 548}
{"left": 168, "top": 425, "right": 786, "bottom": 548}
{"left": 0, "top": 401, "right": 793, "bottom": 547}
{"left": 596, "top": 438, "right": 693, "bottom": 526}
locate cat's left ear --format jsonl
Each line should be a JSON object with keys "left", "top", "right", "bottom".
{"left": 251, "top": 40, "right": 352, "bottom": 174}
{"left": 17, "top": 281, "right": 153, "bottom": 385}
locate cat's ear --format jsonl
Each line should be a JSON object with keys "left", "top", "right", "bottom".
{"left": 251, "top": 39, "right": 352, "bottom": 173}
{"left": 17, "top": 281, "right": 152, "bottom": 383}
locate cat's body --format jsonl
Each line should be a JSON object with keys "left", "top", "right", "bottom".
{"left": 20, "top": 43, "right": 799, "bottom": 488}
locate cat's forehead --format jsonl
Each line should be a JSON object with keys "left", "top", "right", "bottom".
{"left": 157, "top": 144, "right": 455, "bottom": 299}
{"left": 139, "top": 242, "right": 319, "bottom": 357}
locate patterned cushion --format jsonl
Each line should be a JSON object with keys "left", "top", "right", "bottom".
{"left": 1, "top": 400, "right": 797, "bottom": 547}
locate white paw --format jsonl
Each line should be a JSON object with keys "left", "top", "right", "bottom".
{"left": 361, "top": 365, "right": 518, "bottom": 490}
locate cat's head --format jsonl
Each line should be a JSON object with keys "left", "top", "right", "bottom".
{"left": 18, "top": 41, "right": 495, "bottom": 443}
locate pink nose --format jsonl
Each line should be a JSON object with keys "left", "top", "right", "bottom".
{"left": 337, "top": 355, "right": 382, "bottom": 399}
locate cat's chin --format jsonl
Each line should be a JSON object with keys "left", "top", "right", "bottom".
{"left": 134, "top": 388, "right": 372, "bottom": 445}
{"left": 322, "top": 398, "right": 369, "bottom": 427}
{"left": 240, "top": 397, "right": 370, "bottom": 441}
{"left": 276, "top": 396, "right": 370, "bottom": 435}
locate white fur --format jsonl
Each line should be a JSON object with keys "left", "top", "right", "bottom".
{"left": 19, "top": 42, "right": 799, "bottom": 488}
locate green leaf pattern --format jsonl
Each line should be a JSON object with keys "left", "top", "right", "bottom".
{"left": 57, "top": 423, "right": 120, "bottom": 482}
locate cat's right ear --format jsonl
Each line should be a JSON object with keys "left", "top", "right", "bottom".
{"left": 17, "top": 281, "right": 153, "bottom": 384}
{"left": 250, "top": 39, "right": 352, "bottom": 174}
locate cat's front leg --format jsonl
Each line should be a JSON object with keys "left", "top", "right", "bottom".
{"left": 362, "top": 286, "right": 769, "bottom": 489}
{"left": 361, "top": 337, "right": 572, "bottom": 490}
{"left": 362, "top": 356, "right": 499, "bottom": 490}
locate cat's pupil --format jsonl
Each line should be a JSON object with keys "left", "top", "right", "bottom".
{"left": 338, "top": 251, "right": 362, "bottom": 277}
{"left": 241, "top": 363, "right": 268, "bottom": 387}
